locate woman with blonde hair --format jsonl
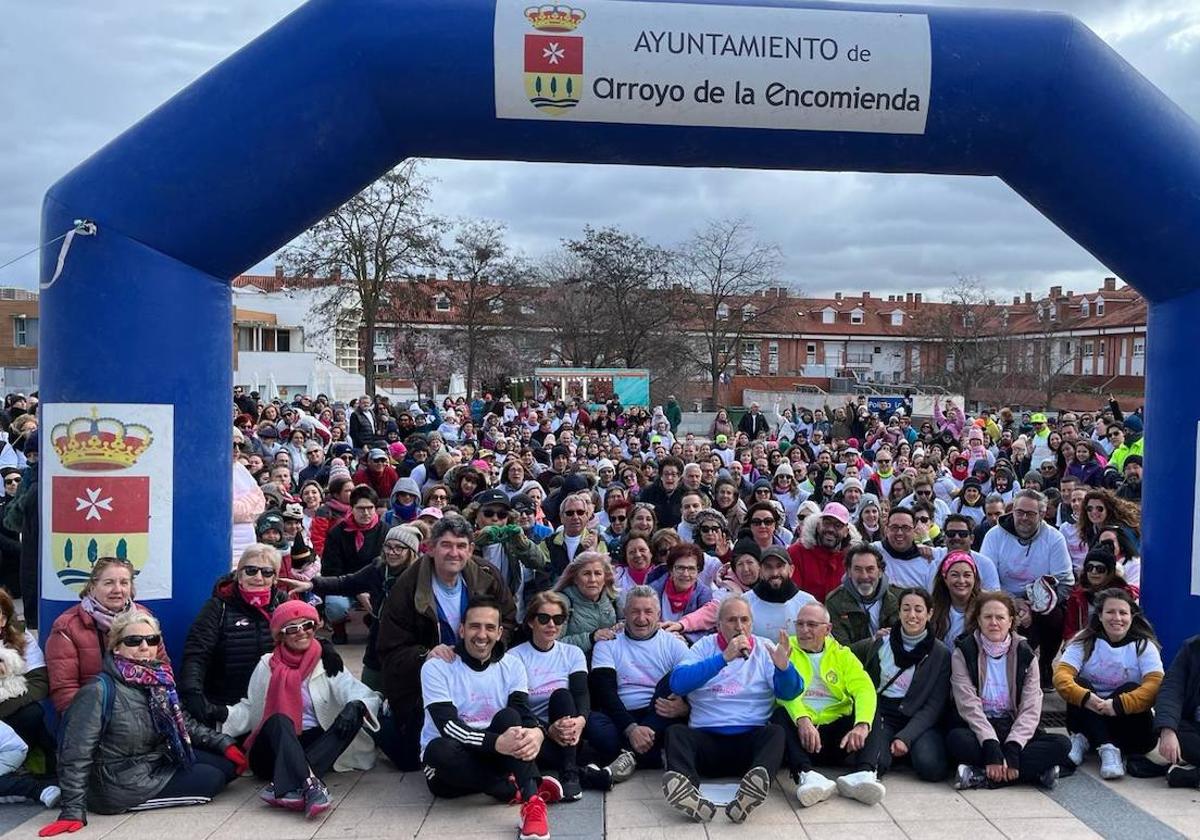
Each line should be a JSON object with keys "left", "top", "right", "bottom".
{"left": 46, "top": 557, "right": 163, "bottom": 713}
{"left": 554, "top": 552, "right": 619, "bottom": 657}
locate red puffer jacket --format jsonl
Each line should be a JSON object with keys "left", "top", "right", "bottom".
{"left": 46, "top": 603, "right": 166, "bottom": 713}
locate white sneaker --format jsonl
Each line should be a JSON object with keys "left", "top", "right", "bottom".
{"left": 794, "top": 770, "right": 836, "bottom": 808}
{"left": 1098, "top": 744, "right": 1125, "bottom": 780}
{"left": 1068, "top": 733, "right": 1090, "bottom": 767}
{"left": 836, "top": 770, "right": 886, "bottom": 805}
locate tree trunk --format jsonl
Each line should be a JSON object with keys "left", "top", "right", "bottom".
{"left": 363, "top": 310, "right": 377, "bottom": 395}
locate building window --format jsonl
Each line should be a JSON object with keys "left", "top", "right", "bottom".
{"left": 1083, "top": 341, "right": 1094, "bottom": 357}
{"left": 1098, "top": 342, "right": 1106, "bottom": 357}
{"left": 962, "top": 312, "right": 976, "bottom": 329}
{"left": 768, "top": 341, "right": 779, "bottom": 374}
{"left": 1080, "top": 298, "right": 1090, "bottom": 317}
{"left": 488, "top": 298, "right": 504, "bottom": 314}
{"left": 1096, "top": 298, "right": 1105, "bottom": 316}
{"left": 742, "top": 305, "right": 756, "bottom": 322}
{"left": 1048, "top": 304, "right": 1057, "bottom": 321}
{"left": 821, "top": 308, "right": 835, "bottom": 324}
{"left": 850, "top": 309, "right": 864, "bottom": 325}
{"left": 11, "top": 317, "right": 36, "bottom": 349}
{"left": 717, "top": 304, "right": 730, "bottom": 320}
{"left": 1061, "top": 340, "right": 1072, "bottom": 355}
{"left": 1133, "top": 338, "right": 1145, "bottom": 356}
{"left": 435, "top": 294, "right": 451, "bottom": 312}
{"left": 520, "top": 303, "right": 535, "bottom": 316}
{"left": 890, "top": 311, "right": 903, "bottom": 327}
{"left": 739, "top": 342, "right": 760, "bottom": 374}
{"left": 236, "top": 326, "right": 255, "bottom": 352}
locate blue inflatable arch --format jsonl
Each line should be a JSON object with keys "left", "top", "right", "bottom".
{"left": 39, "top": 0, "right": 1200, "bottom": 655}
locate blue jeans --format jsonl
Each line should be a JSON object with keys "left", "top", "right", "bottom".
{"left": 324, "top": 595, "right": 351, "bottom": 623}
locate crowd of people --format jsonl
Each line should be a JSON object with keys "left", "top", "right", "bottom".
{"left": 0, "top": 386, "right": 1188, "bottom": 839}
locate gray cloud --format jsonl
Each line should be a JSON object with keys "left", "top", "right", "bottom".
{"left": 2, "top": 0, "right": 1196, "bottom": 304}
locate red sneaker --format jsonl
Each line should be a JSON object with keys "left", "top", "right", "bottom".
{"left": 536, "top": 776, "right": 564, "bottom": 805}
{"left": 518, "top": 794, "right": 550, "bottom": 840}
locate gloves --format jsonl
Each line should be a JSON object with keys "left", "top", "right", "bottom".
{"left": 39, "top": 820, "right": 84, "bottom": 837}
{"left": 331, "top": 700, "right": 368, "bottom": 739}
{"left": 319, "top": 640, "right": 344, "bottom": 677}
{"left": 224, "top": 745, "right": 249, "bottom": 775}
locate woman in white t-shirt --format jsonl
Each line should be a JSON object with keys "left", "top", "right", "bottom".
{"left": 509, "top": 591, "right": 604, "bottom": 800}
{"left": 1053, "top": 588, "right": 1163, "bottom": 780}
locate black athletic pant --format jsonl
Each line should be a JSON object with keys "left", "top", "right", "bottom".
{"left": 535, "top": 688, "right": 581, "bottom": 778}
{"left": 133, "top": 750, "right": 236, "bottom": 810}
{"left": 1025, "top": 608, "right": 1065, "bottom": 686}
{"left": 665, "top": 724, "right": 785, "bottom": 787}
{"left": 1066, "top": 681, "right": 1155, "bottom": 754}
{"left": 946, "top": 717, "right": 1069, "bottom": 785}
{"left": 374, "top": 704, "right": 423, "bottom": 771}
{"left": 248, "top": 712, "right": 361, "bottom": 796}
{"left": 862, "top": 696, "right": 949, "bottom": 781}
{"left": 423, "top": 707, "right": 538, "bottom": 801}
{"left": 770, "top": 707, "right": 873, "bottom": 776}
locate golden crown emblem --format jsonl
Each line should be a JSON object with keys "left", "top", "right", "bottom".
{"left": 51, "top": 408, "right": 153, "bottom": 471}
{"left": 525, "top": 4, "right": 586, "bottom": 31}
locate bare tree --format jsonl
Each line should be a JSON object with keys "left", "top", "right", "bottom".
{"left": 674, "top": 218, "right": 787, "bottom": 404}
{"left": 440, "top": 220, "right": 528, "bottom": 398}
{"left": 536, "top": 251, "right": 614, "bottom": 368}
{"left": 1025, "top": 297, "right": 1084, "bottom": 406}
{"left": 279, "top": 160, "right": 441, "bottom": 394}
{"left": 393, "top": 331, "right": 454, "bottom": 402}
{"left": 911, "top": 276, "right": 1013, "bottom": 406}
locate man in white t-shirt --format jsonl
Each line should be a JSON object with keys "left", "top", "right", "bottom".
{"left": 585, "top": 586, "right": 690, "bottom": 775}
{"left": 662, "top": 597, "right": 801, "bottom": 823}
{"left": 743, "top": 547, "right": 816, "bottom": 640}
{"left": 420, "top": 598, "right": 561, "bottom": 840}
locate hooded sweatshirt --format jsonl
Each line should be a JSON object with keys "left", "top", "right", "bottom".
{"left": 979, "top": 513, "right": 1073, "bottom": 601}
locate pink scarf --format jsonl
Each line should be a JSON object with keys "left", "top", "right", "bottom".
{"left": 978, "top": 630, "right": 1012, "bottom": 658}
{"left": 716, "top": 633, "right": 755, "bottom": 655}
{"left": 664, "top": 579, "right": 694, "bottom": 614}
{"left": 239, "top": 586, "right": 272, "bottom": 622}
{"left": 626, "top": 565, "right": 650, "bottom": 586}
{"left": 243, "top": 640, "right": 322, "bottom": 754}
{"left": 341, "top": 510, "right": 380, "bottom": 550}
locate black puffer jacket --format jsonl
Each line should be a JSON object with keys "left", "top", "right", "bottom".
{"left": 321, "top": 519, "right": 386, "bottom": 577}
{"left": 56, "top": 657, "right": 233, "bottom": 823}
{"left": 179, "top": 576, "right": 286, "bottom": 723}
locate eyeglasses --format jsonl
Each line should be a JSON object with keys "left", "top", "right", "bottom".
{"left": 533, "top": 613, "right": 567, "bottom": 626}
{"left": 1012, "top": 509, "right": 1041, "bottom": 518}
{"left": 479, "top": 507, "right": 509, "bottom": 519}
{"left": 672, "top": 565, "right": 699, "bottom": 574}
{"left": 915, "top": 490, "right": 932, "bottom": 497}
{"left": 750, "top": 518, "right": 775, "bottom": 527}
{"left": 240, "top": 565, "right": 276, "bottom": 578}
{"left": 1107, "top": 431, "right": 1122, "bottom": 438}
{"left": 281, "top": 620, "right": 317, "bottom": 635}
{"left": 383, "top": 541, "right": 410, "bottom": 553}
{"left": 429, "top": 493, "right": 448, "bottom": 502}
{"left": 563, "top": 509, "right": 587, "bottom": 517}
{"left": 1084, "top": 563, "right": 1110, "bottom": 573}
{"left": 944, "top": 529, "right": 971, "bottom": 539}
{"left": 794, "top": 621, "right": 828, "bottom": 630}
{"left": 888, "top": 523, "right": 914, "bottom": 532}
{"left": 119, "top": 634, "right": 161, "bottom": 648}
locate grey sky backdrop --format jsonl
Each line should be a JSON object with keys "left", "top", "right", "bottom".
{"left": 2, "top": 0, "right": 1197, "bottom": 300}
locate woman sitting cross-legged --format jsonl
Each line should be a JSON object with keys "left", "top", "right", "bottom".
{"left": 1053, "top": 587, "right": 1162, "bottom": 779}
{"left": 222, "top": 601, "right": 382, "bottom": 818}
{"left": 946, "top": 591, "right": 1070, "bottom": 791}
{"left": 43, "top": 613, "right": 245, "bottom": 836}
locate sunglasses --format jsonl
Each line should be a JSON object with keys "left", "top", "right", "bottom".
{"left": 3, "top": 478, "right": 18, "bottom": 485}
{"left": 480, "top": 508, "right": 509, "bottom": 519}
{"left": 1085, "top": 563, "right": 1110, "bottom": 573}
{"left": 563, "top": 509, "right": 587, "bottom": 517}
{"left": 1086, "top": 505, "right": 1107, "bottom": 513}
{"left": 281, "top": 619, "right": 317, "bottom": 635}
{"left": 750, "top": 518, "right": 775, "bottom": 527}
{"left": 915, "top": 516, "right": 931, "bottom": 523}
{"left": 119, "top": 634, "right": 161, "bottom": 648}
{"left": 240, "top": 565, "right": 276, "bottom": 578}
{"left": 944, "top": 529, "right": 971, "bottom": 539}
{"left": 533, "top": 613, "right": 567, "bottom": 626}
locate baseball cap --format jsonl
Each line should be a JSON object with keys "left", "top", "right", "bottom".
{"left": 473, "top": 488, "right": 511, "bottom": 509}
{"left": 369, "top": 448, "right": 388, "bottom": 461}
{"left": 715, "top": 434, "right": 728, "bottom": 444}
{"left": 510, "top": 493, "right": 537, "bottom": 514}
{"left": 1030, "top": 412, "right": 1047, "bottom": 424}
{"left": 760, "top": 547, "right": 791, "bottom": 566}
{"left": 821, "top": 502, "right": 851, "bottom": 525}
{"left": 418, "top": 506, "right": 444, "bottom": 521}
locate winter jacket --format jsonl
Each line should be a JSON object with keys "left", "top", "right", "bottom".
{"left": 47, "top": 604, "right": 167, "bottom": 714}
{"left": 950, "top": 633, "right": 1042, "bottom": 765}
{"left": 787, "top": 514, "right": 862, "bottom": 603}
{"left": 852, "top": 634, "right": 951, "bottom": 746}
{"left": 826, "top": 583, "right": 902, "bottom": 646}
{"left": 224, "top": 653, "right": 382, "bottom": 772}
{"left": 777, "top": 635, "right": 876, "bottom": 727}
{"left": 321, "top": 518, "right": 387, "bottom": 577}
{"left": 352, "top": 465, "right": 400, "bottom": 500}
{"left": 0, "top": 720, "right": 26, "bottom": 776}
{"left": 179, "top": 578, "right": 287, "bottom": 723}
{"left": 375, "top": 556, "right": 515, "bottom": 716}
{"left": 56, "top": 658, "right": 234, "bottom": 823}
{"left": 1154, "top": 635, "right": 1200, "bottom": 733}
{"left": 649, "top": 576, "right": 713, "bottom": 642}
{"left": 557, "top": 585, "right": 619, "bottom": 655}
{"left": 638, "top": 480, "right": 685, "bottom": 529}
{"left": 0, "top": 636, "right": 48, "bottom": 720}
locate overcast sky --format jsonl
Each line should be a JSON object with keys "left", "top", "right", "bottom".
{"left": 2, "top": 0, "right": 1196, "bottom": 300}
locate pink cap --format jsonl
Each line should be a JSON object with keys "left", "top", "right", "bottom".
{"left": 418, "top": 506, "right": 444, "bottom": 520}
{"left": 269, "top": 600, "right": 319, "bottom": 637}
{"left": 821, "top": 502, "right": 851, "bottom": 525}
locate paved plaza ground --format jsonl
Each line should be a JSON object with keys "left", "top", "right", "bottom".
{"left": 1, "top": 639, "right": 1194, "bottom": 840}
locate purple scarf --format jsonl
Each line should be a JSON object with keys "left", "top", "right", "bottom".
{"left": 80, "top": 595, "right": 133, "bottom": 634}
{"left": 112, "top": 654, "right": 194, "bottom": 767}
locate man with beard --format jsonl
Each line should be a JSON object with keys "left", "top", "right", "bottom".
{"left": 872, "top": 507, "right": 935, "bottom": 589}
{"left": 788, "top": 503, "right": 860, "bottom": 602}
{"left": 743, "top": 548, "right": 817, "bottom": 640}
{"left": 825, "top": 544, "right": 901, "bottom": 646}
{"left": 1116, "top": 455, "right": 1142, "bottom": 502}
